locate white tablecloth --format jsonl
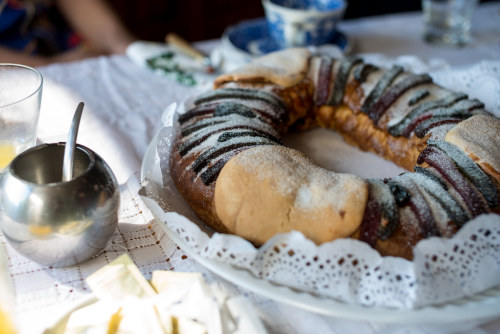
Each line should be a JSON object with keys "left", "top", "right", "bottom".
{"left": 339, "top": 1, "right": 500, "bottom": 67}
{"left": 2, "top": 2, "right": 500, "bottom": 333}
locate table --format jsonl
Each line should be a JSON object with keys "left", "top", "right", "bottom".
{"left": 339, "top": 1, "right": 500, "bottom": 67}
{"left": 2, "top": 2, "right": 500, "bottom": 333}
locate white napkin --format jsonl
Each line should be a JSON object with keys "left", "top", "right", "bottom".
{"left": 126, "top": 41, "right": 217, "bottom": 88}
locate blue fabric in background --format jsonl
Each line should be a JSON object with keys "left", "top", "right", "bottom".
{"left": 0, "top": 0, "right": 80, "bottom": 55}
{"left": 0, "top": 3, "right": 32, "bottom": 50}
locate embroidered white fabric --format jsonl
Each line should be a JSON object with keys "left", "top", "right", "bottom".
{"left": 144, "top": 58, "right": 500, "bottom": 309}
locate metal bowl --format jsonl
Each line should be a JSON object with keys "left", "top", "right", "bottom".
{"left": 0, "top": 143, "right": 120, "bottom": 267}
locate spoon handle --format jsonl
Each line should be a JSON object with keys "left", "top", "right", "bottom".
{"left": 62, "top": 102, "right": 84, "bottom": 182}
{"left": 165, "top": 33, "right": 206, "bottom": 61}
{"left": 165, "top": 33, "right": 216, "bottom": 73}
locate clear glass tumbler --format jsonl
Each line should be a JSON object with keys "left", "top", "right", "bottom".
{"left": 0, "top": 64, "right": 43, "bottom": 171}
{"left": 422, "top": 0, "right": 478, "bottom": 46}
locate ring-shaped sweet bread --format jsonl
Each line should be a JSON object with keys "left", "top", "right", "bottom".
{"left": 169, "top": 48, "right": 500, "bottom": 259}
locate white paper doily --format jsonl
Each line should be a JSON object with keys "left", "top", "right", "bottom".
{"left": 140, "top": 133, "right": 500, "bottom": 324}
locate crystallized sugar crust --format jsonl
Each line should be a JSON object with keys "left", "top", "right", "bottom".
{"left": 214, "top": 145, "right": 369, "bottom": 245}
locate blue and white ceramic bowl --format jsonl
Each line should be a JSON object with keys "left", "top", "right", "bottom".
{"left": 221, "top": 17, "right": 351, "bottom": 70}
{"left": 262, "top": 0, "right": 347, "bottom": 48}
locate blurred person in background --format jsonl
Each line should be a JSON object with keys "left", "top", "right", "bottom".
{"left": 0, "top": 0, "right": 137, "bottom": 66}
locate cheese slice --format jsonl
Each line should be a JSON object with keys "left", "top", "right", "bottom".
{"left": 85, "top": 254, "right": 156, "bottom": 300}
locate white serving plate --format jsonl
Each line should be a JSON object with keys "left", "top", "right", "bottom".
{"left": 140, "top": 131, "right": 500, "bottom": 325}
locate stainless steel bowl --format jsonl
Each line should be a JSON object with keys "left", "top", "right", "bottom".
{"left": 0, "top": 143, "right": 120, "bottom": 267}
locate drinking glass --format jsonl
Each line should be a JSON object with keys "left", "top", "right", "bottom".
{"left": 0, "top": 64, "right": 43, "bottom": 171}
{"left": 422, "top": 0, "right": 478, "bottom": 46}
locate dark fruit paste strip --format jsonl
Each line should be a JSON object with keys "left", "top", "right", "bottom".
{"left": 361, "top": 65, "right": 404, "bottom": 115}
{"left": 408, "top": 89, "right": 430, "bottom": 106}
{"left": 314, "top": 57, "right": 334, "bottom": 105}
{"left": 354, "top": 63, "right": 379, "bottom": 83}
{"left": 194, "top": 88, "right": 286, "bottom": 111}
{"left": 404, "top": 171, "right": 470, "bottom": 227}
{"left": 368, "top": 74, "right": 433, "bottom": 124}
{"left": 388, "top": 92, "right": 467, "bottom": 137}
{"left": 367, "top": 179, "right": 399, "bottom": 240}
{"left": 417, "top": 146, "right": 490, "bottom": 217}
{"left": 414, "top": 117, "right": 462, "bottom": 138}
{"left": 328, "top": 56, "right": 362, "bottom": 106}
{"left": 359, "top": 189, "right": 381, "bottom": 247}
{"left": 191, "top": 138, "right": 277, "bottom": 173}
{"left": 427, "top": 140, "right": 499, "bottom": 208}
{"left": 213, "top": 102, "right": 256, "bottom": 118}
{"left": 178, "top": 123, "right": 279, "bottom": 156}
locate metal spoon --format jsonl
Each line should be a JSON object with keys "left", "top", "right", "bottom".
{"left": 62, "top": 102, "right": 84, "bottom": 181}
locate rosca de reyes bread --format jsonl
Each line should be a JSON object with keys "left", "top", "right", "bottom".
{"left": 168, "top": 48, "right": 500, "bottom": 260}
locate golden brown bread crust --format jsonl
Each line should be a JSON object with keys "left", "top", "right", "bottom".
{"left": 169, "top": 131, "right": 228, "bottom": 233}
{"left": 316, "top": 105, "right": 423, "bottom": 171}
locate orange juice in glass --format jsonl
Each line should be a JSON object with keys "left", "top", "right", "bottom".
{"left": 0, "top": 64, "right": 43, "bottom": 172}
{"left": 0, "top": 246, "right": 17, "bottom": 334}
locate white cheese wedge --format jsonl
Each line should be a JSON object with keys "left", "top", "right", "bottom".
{"left": 85, "top": 254, "right": 156, "bottom": 300}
